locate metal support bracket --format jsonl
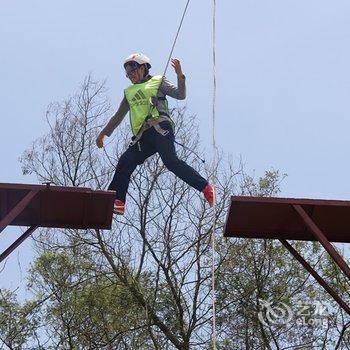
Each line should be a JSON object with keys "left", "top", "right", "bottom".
{"left": 0, "top": 190, "right": 39, "bottom": 234}
{"left": 290, "top": 204, "right": 350, "bottom": 316}
{"left": 0, "top": 189, "right": 39, "bottom": 263}
{"left": 293, "top": 204, "right": 350, "bottom": 280}
{"left": 280, "top": 238, "right": 350, "bottom": 316}
{"left": 0, "top": 225, "right": 38, "bottom": 263}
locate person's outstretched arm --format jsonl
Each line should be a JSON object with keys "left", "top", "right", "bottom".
{"left": 96, "top": 97, "right": 129, "bottom": 148}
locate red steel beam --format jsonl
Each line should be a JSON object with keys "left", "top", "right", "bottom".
{"left": 0, "top": 190, "right": 39, "bottom": 234}
{"left": 293, "top": 204, "right": 350, "bottom": 281}
{"left": 280, "top": 239, "right": 350, "bottom": 316}
{"left": 0, "top": 225, "right": 38, "bottom": 263}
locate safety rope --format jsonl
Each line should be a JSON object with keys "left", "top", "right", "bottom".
{"left": 164, "top": 1, "right": 218, "bottom": 347}
{"left": 162, "top": 0, "right": 191, "bottom": 78}
{"left": 173, "top": 139, "right": 205, "bottom": 163}
{"left": 148, "top": 0, "right": 207, "bottom": 164}
{"left": 211, "top": 0, "right": 217, "bottom": 349}
{"left": 147, "top": 0, "right": 190, "bottom": 107}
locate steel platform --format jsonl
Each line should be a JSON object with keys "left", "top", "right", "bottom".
{"left": 0, "top": 183, "right": 115, "bottom": 262}
{"left": 224, "top": 196, "right": 350, "bottom": 316}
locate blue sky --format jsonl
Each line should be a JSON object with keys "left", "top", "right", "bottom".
{"left": 1, "top": 0, "right": 350, "bottom": 292}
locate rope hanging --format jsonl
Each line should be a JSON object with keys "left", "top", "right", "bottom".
{"left": 154, "top": 0, "right": 207, "bottom": 163}
{"left": 211, "top": 0, "right": 218, "bottom": 348}
{"left": 162, "top": 0, "right": 191, "bottom": 78}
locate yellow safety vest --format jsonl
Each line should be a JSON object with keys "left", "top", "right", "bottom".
{"left": 124, "top": 75, "right": 164, "bottom": 135}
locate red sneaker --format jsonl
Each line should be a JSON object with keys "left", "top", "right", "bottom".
{"left": 113, "top": 199, "right": 125, "bottom": 215}
{"left": 202, "top": 184, "right": 215, "bottom": 207}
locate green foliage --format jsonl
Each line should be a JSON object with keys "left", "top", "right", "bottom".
{"left": 0, "top": 289, "right": 39, "bottom": 349}
{"left": 215, "top": 172, "right": 342, "bottom": 349}
{"left": 27, "top": 250, "right": 153, "bottom": 349}
{"left": 240, "top": 169, "right": 287, "bottom": 197}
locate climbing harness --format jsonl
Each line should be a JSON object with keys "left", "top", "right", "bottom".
{"left": 129, "top": 114, "right": 172, "bottom": 147}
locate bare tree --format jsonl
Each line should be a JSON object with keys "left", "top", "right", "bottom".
{"left": 20, "top": 75, "right": 234, "bottom": 349}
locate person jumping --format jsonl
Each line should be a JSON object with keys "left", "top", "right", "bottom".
{"left": 96, "top": 53, "right": 215, "bottom": 215}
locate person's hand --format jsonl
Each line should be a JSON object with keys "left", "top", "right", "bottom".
{"left": 96, "top": 133, "right": 105, "bottom": 148}
{"left": 171, "top": 58, "right": 184, "bottom": 78}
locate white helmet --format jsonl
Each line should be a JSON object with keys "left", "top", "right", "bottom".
{"left": 124, "top": 53, "right": 151, "bottom": 69}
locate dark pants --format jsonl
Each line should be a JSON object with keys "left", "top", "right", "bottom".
{"left": 108, "top": 122, "right": 208, "bottom": 202}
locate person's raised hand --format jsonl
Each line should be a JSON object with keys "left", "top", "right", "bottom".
{"left": 171, "top": 58, "right": 184, "bottom": 78}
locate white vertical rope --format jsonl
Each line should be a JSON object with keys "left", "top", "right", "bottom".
{"left": 211, "top": 0, "right": 217, "bottom": 349}
{"left": 212, "top": 0, "right": 217, "bottom": 151}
